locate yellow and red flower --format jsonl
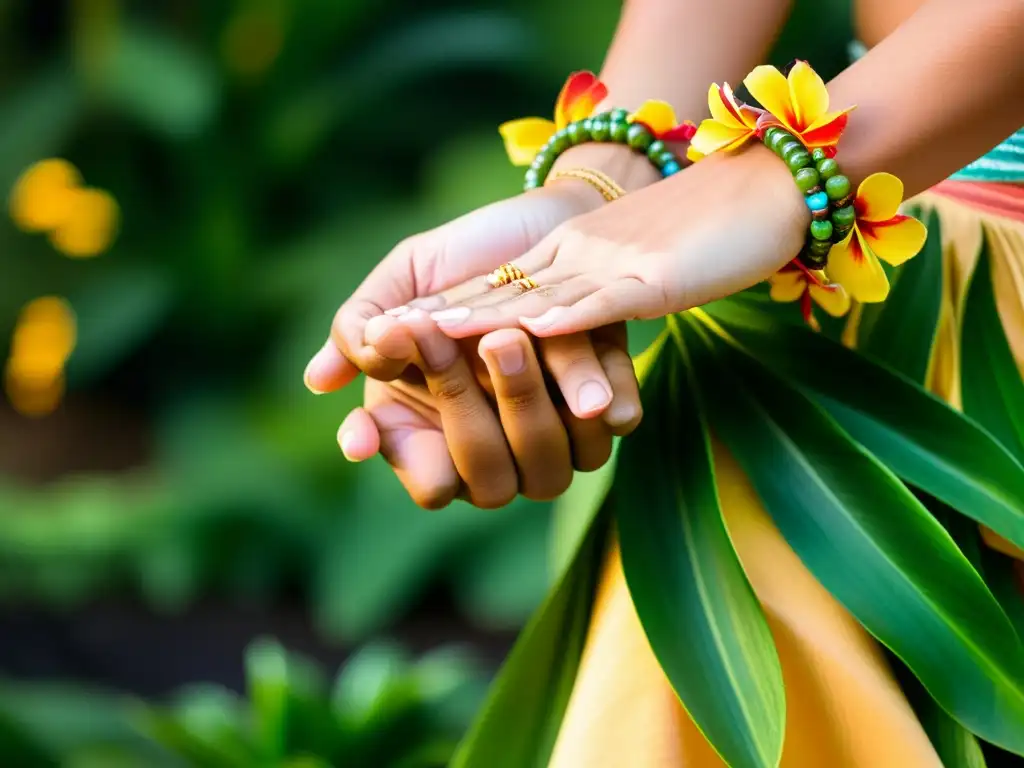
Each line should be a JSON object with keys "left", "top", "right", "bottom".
{"left": 769, "top": 261, "right": 850, "bottom": 331}
{"left": 825, "top": 172, "right": 928, "bottom": 303}
{"left": 744, "top": 61, "right": 854, "bottom": 151}
{"left": 628, "top": 100, "right": 696, "bottom": 142}
{"left": 499, "top": 71, "right": 608, "bottom": 166}
{"left": 690, "top": 83, "right": 762, "bottom": 156}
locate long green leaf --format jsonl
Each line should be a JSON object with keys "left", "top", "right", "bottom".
{"left": 859, "top": 209, "right": 943, "bottom": 383}
{"left": 454, "top": 333, "right": 670, "bottom": 767}
{"left": 890, "top": 659, "right": 987, "bottom": 768}
{"left": 450, "top": 504, "right": 606, "bottom": 768}
{"left": 687, "top": 317, "right": 1024, "bottom": 753}
{"left": 962, "top": 241, "right": 1024, "bottom": 462}
{"left": 704, "top": 300, "right": 1024, "bottom": 552}
{"left": 614, "top": 320, "right": 783, "bottom": 768}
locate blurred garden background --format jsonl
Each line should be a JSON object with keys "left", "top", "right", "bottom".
{"left": 0, "top": 0, "right": 850, "bottom": 764}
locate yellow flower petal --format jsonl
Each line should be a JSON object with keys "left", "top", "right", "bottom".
{"left": 809, "top": 283, "right": 851, "bottom": 317}
{"left": 861, "top": 215, "right": 928, "bottom": 267}
{"left": 743, "top": 65, "right": 797, "bottom": 134}
{"left": 856, "top": 173, "right": 904, "bottom": 222}
{"left": 787, "top": 61, "right": 829, "bottom": 129}
{"left": 707, "top": 84, "right": 745, "bottom": 130}
{"left": 4, "top": 363, "right": 65, "bottom": 418}
{"left": 9, "top": 159, "right": 82, "bottom": 232}
{"left": 769, "top": 270, "right": 806, "bottom": 302}
{"left": 686, "top": 145, "right": 706, "bottom": 163}
{"left": 690, "top": 120, "right": 753, "bottom": 155}
{"left": 48, "top": 188, "right": 120, "bottom": 258}
{"left": 499, "top": 118, "right": 556, "bottom": 166}
{"left": 629, "top": 100, "right": 678, "bottom": 136}
{"left": 10, "top": 296, "right": 77, "bottom": 368}
{"left": 826, "top": 229, "right": 890, "bottom": 303}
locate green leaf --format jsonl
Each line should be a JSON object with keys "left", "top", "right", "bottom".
{"left": 687, "top": 316, "right": 1024, "bottom": 754}
{"left": 891, "top": 660, "right": 987, "bottom": 768}
{"left": 962, "top": 241, "right": 1024, "bottom": 462}
{"left": 245, "top": 639, "right": 290, "bottom": 762}
{"left": 859, "top": 209, "right": 943, "bottom": 384}
{"left": 550, "top": 331, "right": 668, "bottom": 577}
{"left": 450, "top": 492, "right": 608, "bottom": 768}
{"left": 704, "top": 301, "right": 1024, "bottom": 552}
{"left": 614, "top": 320, "right": 783, "bottom": 768}
{"left": 92, "top": 25, "right": 219, "bottom": 138}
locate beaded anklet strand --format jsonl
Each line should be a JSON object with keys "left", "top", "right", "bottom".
{"left": 761, "top": 126, "right": 854, "bottom": 269}
{"left": 524, "top": 108, "right": 685, "bottom": 192}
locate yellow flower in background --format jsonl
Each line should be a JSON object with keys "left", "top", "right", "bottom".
{"left": 10, "top": 158, "right": 119, "bottom": 258}
{"left": 743, "top": 62, "right": 855, "bottom": 151}
{"left": 9, "top": 159, "right": 82, "bottom": 232}
{"left": 4, "top": 296, "right": 77, "bottom": 417}
{"left": 826, "top": 173, "right": 928, "bottom": 303}
{"left": 499, "top": 71, "right": 608, "bottom": 165}
{"left": 689, "top": 83, "right": 762, "bottom": 156}
{"left": 769, "top": 262, "right": 850, "bottom": 331}
{"left": 49, "top": 188, "right": 120, "bottom": 258}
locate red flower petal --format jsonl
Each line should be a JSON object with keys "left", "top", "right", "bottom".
{"left": 660, "top": 121, "right": 697, "bottom": 142}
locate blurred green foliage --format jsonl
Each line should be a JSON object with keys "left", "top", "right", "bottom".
{"left": 0, "top": 639, "right": 486, "bottom": 767}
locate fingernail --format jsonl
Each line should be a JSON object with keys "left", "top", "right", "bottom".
{"left": 303, "top": 342, "right": 335, "bottom": 394}
{"left": 577, "top": 381, "right": 611, "bottom": 415}
{"left": 339, "top": 431, "right": 361, "bottom": 462}
{"left": 385, "top": 306, "right": 410, "bottom": 316}
{"left": 430, "top": 307, "right": 471, "bottom": 326}
{"left": 606, "top": 400, "right": 640, "bottom": 427}
{"left": 398, "top": 308, "right": 428, "bottom": 323}
{"left": 521, "top": 306, "right": 566, "bottom": 332}
{"left": 419, "top": 335, "right": 458, "bottom": 371}
{"left": 491, "top": 344, "right": 525, "bottom": 375}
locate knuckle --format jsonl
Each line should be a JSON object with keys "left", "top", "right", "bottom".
{"left": 411, "top": 484, "right": 455, "bottom": 511}
{"left": 574, "top": 439, "right": 613, "bottom": 472}
{"left": 431, "top": 375, "right": 473, "bottom": 408}
{"left": 501, "top": 388, "right": 542, "bottom": 415}
{"left": 523, "top": 467, "right": 573, "bottom": 501}
{"left": 472, "top": 482, "right": 518, "bottom": 510}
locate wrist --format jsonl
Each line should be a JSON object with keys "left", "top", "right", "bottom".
{"left": 546, "top": 141, "right": 680, "bottom": 209}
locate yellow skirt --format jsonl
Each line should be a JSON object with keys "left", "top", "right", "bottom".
{"left": 548, "top": 184, "right": 1024, "bottom": 767}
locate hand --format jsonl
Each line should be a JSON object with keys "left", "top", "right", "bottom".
{"left": 304, "top": 143, "right": 659, "bottom": 391}
{"left": 398, "top": 145, "right": 809, "bottom": 339}
{"left": 337, "top": 312, "right": 641, "bottom": 509}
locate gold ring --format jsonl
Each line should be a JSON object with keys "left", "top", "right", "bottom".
{"left": 487, "top": 262, "right": 526, "bottom": 288}
{"left": 511, "top": 277, "right": 539, "bottom": 293}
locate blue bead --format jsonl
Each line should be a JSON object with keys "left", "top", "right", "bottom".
{"left": 661, "top": 160, "right": 681, "bottom": 176}
{"left": 805, "top": 191, "right": 829, "bottom": 212}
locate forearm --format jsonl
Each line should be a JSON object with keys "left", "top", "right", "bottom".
{"left": 554, "top": 0, "right": 796, "bottom": 195}
{"left": 830, "top": 0, "right": 1024, "bottom": 195}
{"left": 600, "top": 0, "right": 796, "bottom": 120}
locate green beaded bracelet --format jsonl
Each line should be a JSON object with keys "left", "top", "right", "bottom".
{"left": 762, "top": 127, "right": 855, "bottom": 269}
{"left": 523, "top": 109, "right": 686, "bottom": 192}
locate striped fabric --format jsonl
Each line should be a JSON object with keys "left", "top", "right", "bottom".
{"left": 949, "top": 129, "right": 1024, "bottom": 183}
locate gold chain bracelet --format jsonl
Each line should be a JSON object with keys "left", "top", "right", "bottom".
{"left": 545, "top": 167, "right": 626, "bottom": 202}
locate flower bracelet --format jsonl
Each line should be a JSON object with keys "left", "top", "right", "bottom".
{"left": 499, "top": 71, "right": 696, "bottom": 192}
{"left": 690, "top": 60, "right": 928, "bottom": 328}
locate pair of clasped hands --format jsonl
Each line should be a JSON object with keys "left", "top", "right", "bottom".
{"left": 303, "top": 143, "right": 808, "bottom": 509}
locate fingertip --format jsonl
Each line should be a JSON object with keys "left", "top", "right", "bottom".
{"left": 604, "top": 400, "right": 643, "bottom": 435}
{"left": 305, "top": 341, "right": 359, "bottom": 393}
{"left": 520, "top": 306, "right": 568, "bottom": 336}
{"left": 365, "top": 315, "right": 416, "bottom": 361}
{"left": 477, "top": 328, "right": 528, "bottom": 355}
{"left": 338, "top": 409, "right": 380, "bottom": 462}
